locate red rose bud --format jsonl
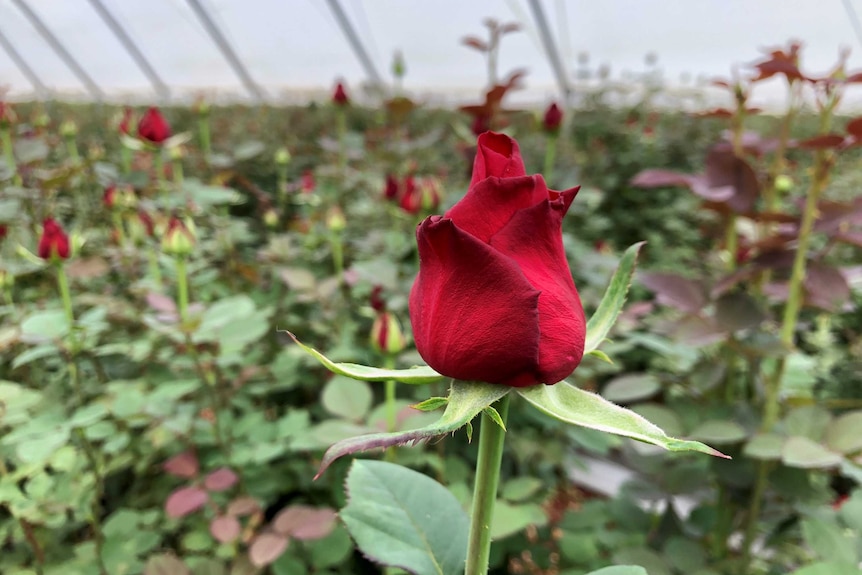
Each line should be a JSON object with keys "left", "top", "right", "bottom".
{"left": 371, "top": 311, "right": 407, "bottom": 355}
{"left": 138, "top": 107, "right": 172, "bottom": 144}
{"left": 370, "top": 285, "right": 386, "bottom": 312}
{"left": 471, "top": 114, "right": 490, "bottom": 137}
{"left": 400, "top": 176, "right": 441, "bottom": 215}
{"left": 0, "top": 224, "right": 7, "bottom": 241}
{"left": 128, "top": 210, "right": 155, "bottom": 245}
{"left": 384, "top": 174, "right": 400, "bottom": 200}
{"left": 103, "top": 185, "right": 116, "bottom": 208}
{"left": 301, "top": 171, "right": 315, "bottom": 194}
{"left": 543, "top": 102, "right": 563, "bottom": 134}
{"left": 332, "top": 82, "right": 349, "bottom": 106}
{"left": 37, "top": 218, "right": 71, "bottom": 261}
{"left": 409, "top": 132, "right": 586, "bottom": 387}
{"left": 161, "top": 216, "right": 196, "bottom": 256}
{"left": 118, "top": 107, "right": 132, "bottom": 135}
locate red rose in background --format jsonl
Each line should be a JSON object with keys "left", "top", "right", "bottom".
{"left": 301, "top": 171, "right": 316, "bottom": 194}
{"left": 409, "top": 132, "right": 585, "bottom": 387}
{"left": 332, "top": 82, "right": 349, "bottom": 106}
{"left": 118, "top": 107, "right": 132, "bottom": 135}
{"left": 400, "top": 176, "right": 441, "bottom": 215}
{"left": 138, "top": 107, "right": 171, "bottom": 144}
{"left": 0, "top": 224, "right": 7, "bottom": 241}
{"left": 38, "top": 218, "right": 70, "bottom": 260}
{"left": 384, "top": 174, "right": 400, "bottom": 200}
{"left": 103, "top": 185, "right": 116, "bottom": 208}
{"left": 543, "top": 102, "right": 563, "bottom": 134}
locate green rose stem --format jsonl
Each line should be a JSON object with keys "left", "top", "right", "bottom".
{"left": 154, "top": 148, "right": 166, "bottom": 191}
{"left": 742, "top": 103, "right": 835, "bottom": 567}
{"left": 198, "top": 113, "right": 211, "bottom": 158}
{"left": 543, "top": 133, "right": 558, "bottom": 184}
{"left": 336, "top": 107, "right": 347, "bottom": 172}
{"left": 1, "top": 125, "right": 16, "bottom": 178}
{"left": 465, "top": 394, "right": 510, "bottom": 575}
{"left": 56, "top": 262, "right": 108, "bottom": 575}
{"left": 175, "top": 256, "right": 190, "bottom": 324}
{"left": 65, "top": 135, "right": 79, "bottom": 164}
{"left": 120, "top": 145, "right": 132, "bottom": 175}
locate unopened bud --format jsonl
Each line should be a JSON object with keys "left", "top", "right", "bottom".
{"left": 169, "top": 146, "right": 184, "bottom": 161}
{"left": 326, "top": 206, "right": 346, "bottom": 233}
{"left": 371, "top": 312, "right": 407, "bottom": 355}
{"left": 263, "top": 208, "right": 279, "bottom": 229}
{"left": 60, "top": 120, "right": 77, "bottom": 138}
{"left": 161, "top": 216, "right": 196, "bottom": 256}
{"left": 0, "top": 268, "right": 14, "bottom": 290}
{"left": 392, "top": 50, "right": 406, "bottom": 79}
{"left": 274, "top": 147, "right": 291, "bottom": 166}
{"left": 775, "top": 174, "right": 793, "bottom": 192}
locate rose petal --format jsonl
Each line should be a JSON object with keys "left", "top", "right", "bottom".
{"left": 470, "top": 131, "right": 527, "bottom": 187}
{"left": 410, "top": 217, "right": 541, "bottom": 385}
{"left": 490, "top": 186, "right": 586, "bottom": 385}
{"left": 446, "top": 175, "right": 549, "bottom": 243}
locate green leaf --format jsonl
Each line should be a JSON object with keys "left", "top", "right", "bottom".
{"left": 316, "top": 381, "right": 509, "bottom": 477}
{"left": 411, "top": 397, "right": 448, "bottom": 412}
{"left": 782, "top": 436, "right": 843, "bottom": 469}
{"left": 20, "top": 309, "right": 69, "bottom": 341}
{"left": 289, "top": 332, "right": 445, "bottom": 384}
{"left": 482, "top": 406, "right": 506, "bottom": 431}
{"left": 501, "top": 477, "right": 543, "bottom": 502}
{"left": 825, "top": 411, "right": 862, "bottom": 454}
{"left": 340, "top": 460, "right": 468, "bottom": 575}
{"left": 516, "top": 381, "right": 728, "bottom": 458}
{"left": 788, "top": 563, "right": 862, "bottom": 575}
{"left": 688, "top": 420, "right": 748, "bottom": 444}
{"left": 490, "top": 501, "right": 547, "bottom": 539}
{"left": 321, "top": 376, "right": 373, "bottom": 420}
{"left": 602, "top": 373, "right": 661, "bottom": 403}
{"left": 584, "top": 242, "right": 644, "bottom": 355}
{"left": 801, "top": 517, "right": 858, "bottom": 565}
{"left": 584, "top": 567, "right": 649, "bottom": 575}
{"left": 743, "top": 433, "right": 785, "bottom": 461}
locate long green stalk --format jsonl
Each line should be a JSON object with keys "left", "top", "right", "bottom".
{"left": 465, "top": 395, "right": 510, "bottom": 575}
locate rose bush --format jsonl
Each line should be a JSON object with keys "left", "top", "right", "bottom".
{"left": 409, "top": 131, "right": 585, "bottom": 387}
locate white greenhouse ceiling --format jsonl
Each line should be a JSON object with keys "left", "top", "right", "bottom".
{"left": 2, "top": 0, "right": 862, "bottom": 108}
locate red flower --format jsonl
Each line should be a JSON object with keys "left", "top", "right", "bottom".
{"left": 37, "top": 218, "right": 70, "bottom": 260}
{"left": 0, "top": 224, "right": 7, "bottom": 241}
{"left": 332, "top": 82, "right": 349, "bottom": 106}
{"left": 103, "top": 185, "right": 116, "bottom": 208}
{"left": 118, "top": 107, "right": 132, "bottom": 135}
{"left": 384, "top": 174, "right": 400, "bottom": 200}
{"left": 137, "top": 107, "right": 172, "bottom": 144}
{"left": 543, "top": 102, "right": 563, "bottom": 134}
{"left": 400, "top": 176, "right": 441, "bottom": 215}
{"left": 370, "top": 285, "right": 386, "bottom": 312}
{"left": 301, "top": 171, "right": 315, "bottom": 194}
{"left": 409, "top": 132, "right": 585, "bottom": 387}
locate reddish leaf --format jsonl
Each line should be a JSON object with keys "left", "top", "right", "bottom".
{"left": 249, "top": 532, "right": 289, "bottom": 567}
{"left": 694, "top": 108, "right": 733, "bottom": 119}
{"left": 163, "top": 451, "right": 198, "bottom": 478}
{"left": 797, "top": 134, "right": 846, "bottom": 150}
{"left": 669, "top": 315, "right": 727, "bottom": 347}
{"left": 165, "top": 486, "right": 209, "bottom": 518}
{"left": 629, "top": 169, "right": 694, "bottom": 189}
{"left": 847, "top": 116, "right": 862, "bottom": 139}
{"left": 714, "top": 292, "right": 769, "bottom": 332}
{"left": 704, "top": 147, "right": 759, "bottom": 212}
{"left": 204, "top": 467, "right": 238, "bottom": 492}
{"left": 461, "top": 36, "right": 488, "bottom": 51}
{"left": 272, "top": 505, "right": 337, "bottom": 540}
{"left": 210, "top": 515, "right": 241, "bottom": 544}
{"left": 147, "top": 292, "right": 177, "bottom": 314}
{"left": 143, "top": 554, "right": 190, "bottom": 575}
{"left": 836, "top": 231, "right": 862, "bottom": 247}
{"left": 639, "top": 272, "right": 707, "bottom": 313}
{"left": 804, "top": 263, "right": 851, "bottom": 311}
{"left": 227, "top": 496, "right": 262, "bottom": 517}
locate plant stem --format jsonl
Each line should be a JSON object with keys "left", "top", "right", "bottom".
{"left": 57, "top": 264, "right": 75, "bottom": 328}
{"left": 121, "top": 146, "right": 131, "bottom": 174}
{"left": 329, "top": 232, "right": 344, "bottom": 283}
{"left": 175, "top": 257, "right": 189, "bottom": 324}
{"left": 198, "top": 115, "right": 211, "bottom": 158}
{"left": 543, "top": 134, "right": 558, "bottom": 183}
{"left": 1, "top": 127, "right": 15, "bottom": 172}
{"left": 383, "top": 355, "right": 397, "bottom": 433}
{"left": 336, "top": 108, "right": 347, "bottom": 172}
{"left": 465, "top": 394, "right": 510, "bottom": 575}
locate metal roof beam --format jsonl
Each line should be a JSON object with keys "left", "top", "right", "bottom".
{"left": 526, "top": 0, "right": 572, "bottom": 102}
{"left": 0, "top": 23, "right": 49, "bottom": 96}
{"left": 9, "top": 0, "right": 104, "bottom": 100}
{"left": 325, "top": 0, "right": 385, "bottom": 92}
{"left": 86, "top": 0, "right": 170, "bottom": 102}
{"left": 184, "top": 0, "right": 264, "bottom": 102}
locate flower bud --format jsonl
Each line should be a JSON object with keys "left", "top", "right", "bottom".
{"left": 263, "top": 208, "right": 279, "bottom": 229}
{"left": 775, "top": 174, "right": 793, "bottom": 192}
{"left": 543, "top": 102, "right": 563, "bottom": 135}
{"left": 0, "top": 224, "right": 7, "bottom": 241}
{"left": 384, "top": 174, "right": 400, "bottom": 201}
{"left": 118, "top": 107, "right": 133, "bottom": 135}
{"left": 371, "top": 311, "right": 407, "bottom": 355}
{"left": 400, "top": 176, "right": 441, "bottom": 215}
{"left": 34, "top": 112, "right": 50, "bottom": 130}
{"left": 392, "top": 50, "right": 406, "bottom": 79}
{"left": 138, "top": 107, "right": 172, "bottom": 145}
{"left": 332, "top": 82, "right": 349, "bottom": 106}
{"left": 326, "top": 206, "right": 346, "bottom": 233}
{"left": 128, "top": 210, "right": 155, "bottom": 245}
{"left": 369, "top": 285, "right": 385, "bottom": 312}
{"left": 60, "top": 120, "right": 77, "bottom": 138}
{"left": 301, "top": 171, "right": 315, "bottom": 194}
{"left": 274, "top": 147, "right": 291, "bottom": 166}
{"left": 194, "top": 97, "right": 210, "bottom": 117}
{"left": 161, "top": 216, "right": 196, "bottom": 256}
{"left": 37, "top": 218, "right": 71, "bottom": 261}
{"left": 0, "top": 102, "right": 17, "bottom": 130}
{"left": 169, "top": 145, "right": 184, "bottom": 161}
